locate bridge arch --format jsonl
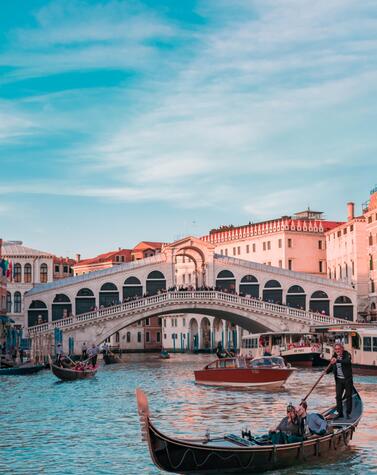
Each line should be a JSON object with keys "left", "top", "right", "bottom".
{"left": 263, "top": 279, "right": 282, "bottom": 304}
{"left": 52, "top": 294, "right": 72, "bottom": 321}
{"left": 216, "top": 270, "right": 235, "bottom": 291}
{"left": 123, "top": 276, "right": 143, "bottom": 299}
{"left": 28, "top": 300, "right": 48, "bottom": 327}
{"left": 286, "top": 285, "right": 306, "bottom": 310}
{"left": 189, "top": 317, "right": 199, "bottom": 351}
{"left": 334, "top": 295, "right": 353, "bottom": 321}
{"left": 200, "top": 317, "right": 211, "bottom": 350}
{"left": 76, "top": 288, "right": 95, "bottom": 315}
{"left": 239, "top": 274, "right": 259, "bottom": 298}
{"left": 146, "top": 271, "right": 166, "bottom": 295}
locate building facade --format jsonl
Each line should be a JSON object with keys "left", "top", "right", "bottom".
{"left": 364, "top": 187, "right": 377, "bottom": 318}
{"left": 201, "top": 210, "right": 343, "bottom": 276}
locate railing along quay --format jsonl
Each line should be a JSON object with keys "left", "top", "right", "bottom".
{"left": 28, "top": 291, "right": 347, "bottom": 336}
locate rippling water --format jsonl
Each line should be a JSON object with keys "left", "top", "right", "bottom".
{"left": 1, "top": 354, "right": 377, "bottom": 474}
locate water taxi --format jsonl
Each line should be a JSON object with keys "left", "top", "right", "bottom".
{"left": 314, "top": 325, "right": 377, "bottom": 374}
{"left": 240, "top": 332, "right": 323, "bottom": 367}
{"left": 194, "top": 356, "right": 294, "bottom": 388}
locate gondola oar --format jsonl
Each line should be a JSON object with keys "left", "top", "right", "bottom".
{"left": 302, "top": 360, "right": 333, "bottom": 402}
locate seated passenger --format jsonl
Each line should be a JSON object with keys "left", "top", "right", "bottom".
{"left": 297, "top": 401, "right": 328, "bottom": 436}
{"left": 269, "top": 404, "right": 304, "bottom": 444}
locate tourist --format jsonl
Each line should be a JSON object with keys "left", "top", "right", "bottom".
{"left": 296, "top": 401, "right": 328, "bottom": 436}
{"left": 88, "top": 343, "right": 98, "bottom": 367}
{"left": 326, "top": 343, "right": 353, "bottom": 419}
{"left": 269, "top": 404, "right": 303, "bottom": 444}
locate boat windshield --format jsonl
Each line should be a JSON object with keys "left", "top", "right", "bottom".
{"left": 249, "top": 357, "right": 285, "bottom": 368}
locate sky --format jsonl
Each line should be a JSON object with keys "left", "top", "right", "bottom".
{"left": 1, "top": 0, "right": 377, "bottom": 258}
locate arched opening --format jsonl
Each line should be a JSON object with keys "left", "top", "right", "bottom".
{"left": 263, "top": 280, "right": 282, "bottom": 304}
{"left": 310, "top": 290, "right": 329, "bottom": 315}
{"left": 24, "top": 263, "right": 32, "bottom": 283}
{"left": 123, "top": 276, "right": 143, "bottom": 299}
{"left": 52, "top": 294, "right": 72, "bottom": 321}
{"left": 286, "top": 285, "right": 306, "bottom": 310}
{"left": 213, "top": 317, "right": 224, "bottom": 349}
{"left": 28, "top": 300, "right": 48, "bottom": 327}
{"left": 14, "top": 292, "right": 22, "bottom": 313}
{"left": 6, "top": 292, "right": 12, "bottom": 313}
{"left": 226, "top": 321, "right": 238, "bottom": 352}
{"left": 146, "top": 271, "right": 166, "bottom": 296}
{"left": 334, "top": 296, "right": 353, "bottom": 321}
{"left": 75, "top": 288, "right": 95, "bottom": 315}
{"left": 14, "top": 263, "right": 21, "bottom": 283}
{"left": 189, "top": 318, "right": 199, "bottom": 352}
{"left": 216, "top": 270, "right": 236, "bottom": 292}
{"left": 239, "top": 274, "right": 259, "bottom": 298}
{"left": 200, "top": 317, "right": 211, "bottom": 350}
{"left": 99, "top": 282, "right": 119, "bottom": 307}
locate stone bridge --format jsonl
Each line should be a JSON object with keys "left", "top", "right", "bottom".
{"left": 28, "top": 291, "right": 347, "bottom": 356}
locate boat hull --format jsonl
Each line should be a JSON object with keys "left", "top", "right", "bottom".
{"left": 194, "top": 368, "right": 293, "bottom": 388}
{"left": 103, "top": 354, "right": 121, "bottom": 365}
{"left": 0, "top": 364, "right": 45, "bottom": 376}
{"left": 50, "top": 362, "right": 97, "bottom": 381}
{"left": 282, "top": 351, "right": 323, "bottom": 367}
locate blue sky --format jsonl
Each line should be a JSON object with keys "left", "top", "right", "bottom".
{"left": 1, "top": 0, "right": 377, "bottom": 258}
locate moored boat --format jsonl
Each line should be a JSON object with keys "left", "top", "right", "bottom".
{"left": 0, "top": 363, "right": 45, "bottom": 376}
{"left": 103, "top": 353, "right": 122, "bottom": 365}
{"left": 49, "top": 356, "right": 97, "bottom": 381}
{"left": 194, "top": 356, "right": 294, "bottom": 388}
{"left": 136, "top": 387, "right": 363, "bottom": 474}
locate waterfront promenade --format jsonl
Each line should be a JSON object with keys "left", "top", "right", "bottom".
{"left": 1, "top": 354, "right": 376, "bottom": 474}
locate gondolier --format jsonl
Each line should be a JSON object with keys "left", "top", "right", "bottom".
{"left": 326, "top": 342, "right": 353, "bottom": 419}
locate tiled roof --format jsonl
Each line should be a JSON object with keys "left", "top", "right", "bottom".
{"left": 75, "top": 249, "right": 132, "bottom": 267}
{"left": 2, "top": 242, "right": 54, "bottom": 258}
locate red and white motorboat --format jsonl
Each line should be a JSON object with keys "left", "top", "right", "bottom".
{"left": 194, "top": 356, "right": 294, "bottom": 388}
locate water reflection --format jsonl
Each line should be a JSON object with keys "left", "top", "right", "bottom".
{"left": 0, "top": 354, "right": 376, "bottom": 474}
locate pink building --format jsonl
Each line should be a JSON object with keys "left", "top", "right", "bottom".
{"left": 364, "top": 187, "right": 377, "bottom": 318}
{"left": 202, "top": 210, "right": 342, "bottom": 276}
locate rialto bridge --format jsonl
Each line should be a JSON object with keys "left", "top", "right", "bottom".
{"left": 24, "top": 237, "right": 356, "bottom": 355}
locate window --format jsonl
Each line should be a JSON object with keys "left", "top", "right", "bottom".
{"left": 145, "top": 318, "right": 150, "bottom": 326}
{"left": 278, "top": 260, "right": 282, "bottom": 267}
{"left": 351, "top": 260, "right": 354, "bottom": 276}
{"left": 6, "top": 292, "right": 11, "bottom": 312}
{"left": 319, "top": 261, "right": 323, "bottom": 273}
{"left": 137, "top": 332, "right": 142, "bottom": 343}
{"left": 343, "top": 228, "right": 347, "bottom": 235}
{"left": 40, "top": 263, "right": 48, "bottom": 283}
{"left": 127, "top": 332, "right": 131, "bottom": 343}
{"left": 364, "top": 337, "right": 372, "bottom": 352}
{"left": 373, "top": 337, "right": 377, "bottom": 352}
{"left": 233, "top": 247, "right": 236, "bottom": 256}
{"left": 252, "top": 243, "right": 256, "bottom": 252}
{"left": 158, "top": 318, "right": 162, "bottom": 326}
{"left": 267, "top": 241, "right": 271, "bottom": 250}
{"left": 63, "top": 265, "right": 68, "bottom": 273}
{"left": 369, "top": 234, "right": 373, "bottom": 246}
{"left": 146, "top": 332, "right": 150, "bottom": 343}
{"left": 237, "top": 246, "right": 241, "bottom": 255}
{"left": 328, "top": 269, "right": 332, "bottom": 279}
{"left": 225, "top": 249, "right": 228, "bottom": 256}
{"left": 246, "top": 245, "right": 250, "bottom": 253}
{"left": 183, "top": 318, "right": 186, "bottom": 327}
{"left": 14, "top": 263, "right": 22, "bottom": 283}
{"left": 368, "top": 216, "right": 372, "bottom": 223}
{"left": 157, "top": 332, "right": 161, "bottom": 342}
{"left": 24, "top": 264, "right": 32, "bottom": 283}
{"left": 115, "top": 332, "right": 120, "bottom": 343}
{"left": 288, "top": 259, "right": 292, "bottom": 270}
{"left": 318, "top": 240, "right": 322, "bottom": 250}
{"left": 164, "top": 319, "right": 166, "bottom": 327}
{"left": 370, "top": 256, "right": 374, "bottom": 271}
{"left": 263, "top": 242, "right": 266, "bottom": 251}
{"left": 371, "top": 280, "right": 375, "bottom": 293}
{"left": 288, "top": 239, "right": 292, "bottom": 248}
{"left": 55, "top": 265, "right": 60, "bottom": 273}
{"left": 14, "top": 292, "right": 21, "bottom": 313}
{"left": 337, "top": 231, "right": 341, "bottom": 237}
{"left": 278, "top": 239, "right": 282, "bottom": 248}
{"left": 350, "top": 225, "right": 354, "bottom": 232}
{"left": 220, "top": 249, "right": 223, "bottom": 255}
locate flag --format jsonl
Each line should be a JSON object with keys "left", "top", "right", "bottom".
{"left": 6, "top": 261, "right": 12, "bottom": 281}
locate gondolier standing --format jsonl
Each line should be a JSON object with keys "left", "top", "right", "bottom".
{"left": 326, "top": 343, "right": 353, "bottom": 419}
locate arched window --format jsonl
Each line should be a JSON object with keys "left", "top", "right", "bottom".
{"left": 14, "top": 292, "right": 21, "bottom": 313}
{"left": 115, "top": 332, "right": 120, "bottom": 343}
{"left": 334, "top": 296, "right": 353, "bottom": 321}
{"left": 216, "top": 270, "right": 236, "bottom": 292}
{"left": 146, "top": 271, "right": 166, "bottom": 296}
{"left": 76, "top": 288, "right": 95, "bottom": 315}
{"left": 99, "top": 282, "right": 119, "bottom": 307}
{"left": 24, "top": 263, "right": 32, "bottom": 283}
{"left": 127, "top": 332, "right": 131, "bottom": 343}
{"left": 263, "top": 280, "right": 282, "bottom": 304}
{"left": 40, "top": 263, "right": 48, "bottom": 283}
{"left": 52, "top": 294, "right": 72, "bottom": 321}
{"left": 309, "top": 290, "right": 329, "bottom": 315}
{"left": 28, "top": 300, "right": 48, "bottom": 327}
{"left": 286, "top": 285, "right": 306, "bottom": 310}
{"left": 123, "top": 276, "right": 143, "bottom": 299}
{"left": 239, "top": 275, "right": 259, "bottom": 298}
{"left": 137, "top": 332, "right": 142, "bottom": 343}
{"left": 14, "top": 263, "right": 22, "bottom": 283}
{"left": 6, "top": 292, "right": 12, "bottom": 313}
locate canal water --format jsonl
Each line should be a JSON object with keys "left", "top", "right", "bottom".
{"left": 1, "top": 354, "right": 376, "bottom": 475}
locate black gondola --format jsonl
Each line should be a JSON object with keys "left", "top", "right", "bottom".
{"left": 48, "top": 356, "right": 97, "bottom": 381}
{"left": 136, "top": 387, "right": 363, "bottom": 474}
{"left": 103, "top": 353, "right": 121, "bottom": 365}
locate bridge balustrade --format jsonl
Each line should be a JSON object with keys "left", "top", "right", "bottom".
{"left": 27, "top": 291, "right": 347, "bottom": 336}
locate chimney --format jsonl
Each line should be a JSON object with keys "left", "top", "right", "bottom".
{"left": 76, "top": 253, "right": 81, "bottom": 263}
{"left": 347, "top": 202, "right": 355, "bottom": 221}
{"left": 0, "top": 238, "right": 2, "bottom": 257}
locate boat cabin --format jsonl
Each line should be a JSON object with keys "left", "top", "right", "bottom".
{"left": 204, "top": 356, "right": 286, "bottom": 370}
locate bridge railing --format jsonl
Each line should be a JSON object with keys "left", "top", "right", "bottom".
{"left": 27, "top": 291, "right": 346, "bottom": 335}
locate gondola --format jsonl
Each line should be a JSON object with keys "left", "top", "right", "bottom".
{"left": 159, "top": 350, "right": 170, "bottom": 359}
{"left": 0, "top": 363, "right": 45, "bottom": 376}
{"left": 103, "top": 352, "right": 122, "bottom": 365}
{"left": 136, "top": 387, "right": 363, "bottom": 474}
{"left": 48, "top": 356, "right": 97, "bottom": 381}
